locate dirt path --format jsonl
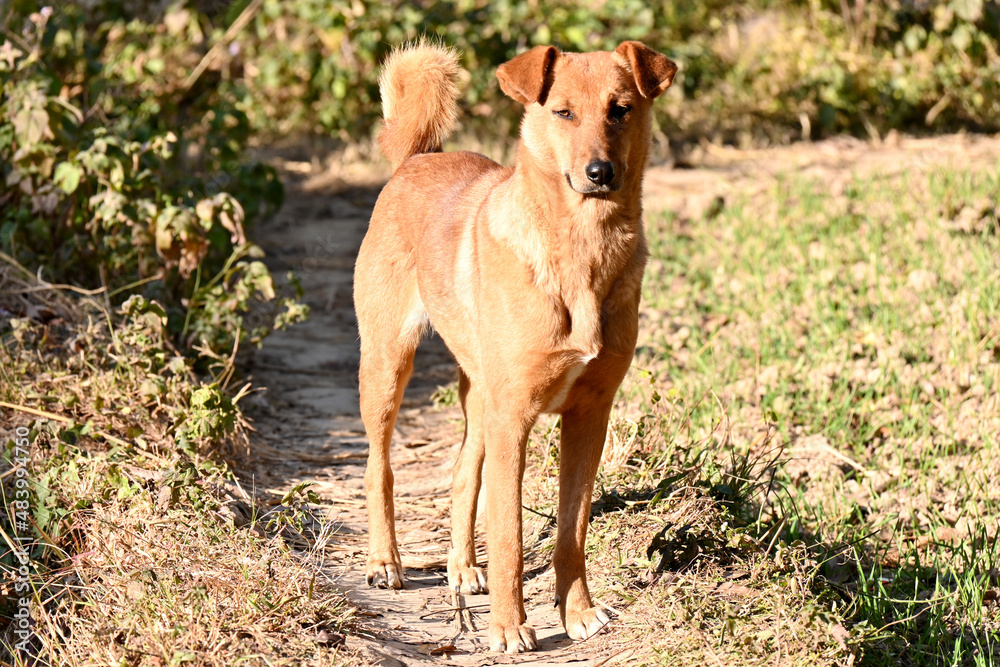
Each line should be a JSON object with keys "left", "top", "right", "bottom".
{"left": 241, "top": 183, "right": 602, "bottom": 666}
{"left": 242, "top": 133, "right": 1000, "bottom": 666}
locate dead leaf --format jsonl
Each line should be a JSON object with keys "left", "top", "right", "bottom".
{"left": 403, "top": 439, "right": 431, "bottom": 448}
{"left": 711, "top": 581, "right": 760, "bottom": 598}
{"left": 417, "top": 642, "right": 457, "bottom": 656}
{"left": 315, "top": 629, "right": 344, "bottom": 647}
{"left": 830, "top": 623, "right": 851, "bottom": 650}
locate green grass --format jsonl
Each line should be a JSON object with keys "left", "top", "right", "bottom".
{"left": 614, "top": 162, "right": 1000, "bottom": 665}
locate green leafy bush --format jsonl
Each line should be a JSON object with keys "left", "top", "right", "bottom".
{"left": 209, "top": 0, "right": 1000, "bottom": 145}
{"left": 0, "top": 6, "right": 304, "bottom": 355}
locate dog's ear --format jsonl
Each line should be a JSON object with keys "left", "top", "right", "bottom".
{"left": 496, "top": 45, "right": 559, "bottom": 106}
{"left": 615, "top": 41, "right": 677, "bottom": 99}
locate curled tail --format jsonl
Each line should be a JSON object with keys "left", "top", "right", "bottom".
{"left": 378, "top": 42, "right": 461, "bottom": 171}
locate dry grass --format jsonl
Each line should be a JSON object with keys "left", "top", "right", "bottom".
{"left": 0, "top": 254, "right": 359, "bottom": 665}
{"left": 38, "top": 485, "right": 355, "bottom": 666}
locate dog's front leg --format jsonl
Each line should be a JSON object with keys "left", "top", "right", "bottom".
{"left": 483, "top": 406, "right": 537, "bottom": 653}
{"left": 554, "top": 399, "right": 615, "bottom": 639}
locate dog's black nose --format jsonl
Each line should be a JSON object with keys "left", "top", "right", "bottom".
{"left": 585, "top": 161, "right": 615, "bottom": 186}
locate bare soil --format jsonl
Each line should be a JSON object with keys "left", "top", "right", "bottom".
{"left": 241, "top": 132, "right": 1000, "bottom": 666}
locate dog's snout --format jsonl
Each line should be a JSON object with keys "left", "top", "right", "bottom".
{"left": 585, "top": 161, "right": 615, "bottom": 186}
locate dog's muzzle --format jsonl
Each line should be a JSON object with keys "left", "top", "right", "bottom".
{"left": 565, "top": 171, "right": 623, "bottom": 195}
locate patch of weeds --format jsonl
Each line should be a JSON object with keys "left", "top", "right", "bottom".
{"left": 431, "top": 381, "right": 460, "bottom": 409}
{"left": 0, "top": 258, "right": 355, "bottom": 665}
{"left": 633, "top": 163, "right": 1000, "bottom": 665}
{"left": 842, "top": 521, "right": 1000, "bottom": 666}
{"left": 1, "top": 12, "right": 306, "bottom": 359}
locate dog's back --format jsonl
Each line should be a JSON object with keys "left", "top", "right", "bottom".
{"left": 362, "top": 43, "right": 515, "bottom": 359}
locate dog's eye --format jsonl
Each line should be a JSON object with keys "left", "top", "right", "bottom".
{"left": 609, "top": 104, "right": 631, "bottom": 121}
{"left": 553, "top": 109, "right": 574, "bottom": 120}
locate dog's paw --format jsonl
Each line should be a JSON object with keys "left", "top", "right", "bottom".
{"left": 365, "top": 556, "right": 403, "bottom": 589}
{"left": 564, "top": 605, "right": 611, "bottom": 640}
{"left": 489, "top": 622, "right": 537, "bottom": 654}
{"left": 447, "top": 563, "right": 488, "bottom": 594}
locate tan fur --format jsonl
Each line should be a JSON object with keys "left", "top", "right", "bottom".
{"left": 355, "top": 41, "right": 676, "bottom": 653}
{"left": 377, "top": 41, "right": 461, "bottom": 170}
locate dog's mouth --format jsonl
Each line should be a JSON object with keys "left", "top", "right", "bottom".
{"left": 564, "top": 173, "right": 623, "bottom": 197}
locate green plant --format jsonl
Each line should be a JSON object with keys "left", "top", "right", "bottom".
{"left": 0, "top": 6, "right": 303, "bottom": 356}
{"left": 637, "top": 162, "right": 1000, "bottom": 664}
{"left": 206, "top": 0, "right": 1000, "bottom": 147}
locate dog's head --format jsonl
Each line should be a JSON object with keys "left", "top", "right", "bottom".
{"left": 497, "top": 42, "right": 676, "bottom": 197}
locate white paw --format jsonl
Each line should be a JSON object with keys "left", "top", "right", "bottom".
{"left": 489, "top": 622, "right": 537, "bottom": 653}
{"left": 366, "top": 556, "right": 403, "bottom": 589}
{"left": 448, "top": 563, "right": 488, "bottom": 594}
{"left": 564, "top": 605, "right": 611, "bottom": 640}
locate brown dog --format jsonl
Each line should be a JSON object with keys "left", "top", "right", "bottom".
{"left": 354, "top": 41, "right": 676, "bottom": 653}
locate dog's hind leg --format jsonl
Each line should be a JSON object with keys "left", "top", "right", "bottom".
{"left": 355, "top": 248, "right": 424, "bottom": 589}
{"left": 448, "top": 369, "right": 488, "bottom": 595}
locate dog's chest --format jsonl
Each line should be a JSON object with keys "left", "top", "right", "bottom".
{"left": 537, "top": 287, "right": 612, "bottom": 413}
